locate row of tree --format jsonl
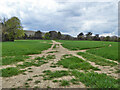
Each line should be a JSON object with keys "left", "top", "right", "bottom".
{"left": 0, "top": 16, "right": 120, "bottom": 42}
{"left": 77, "top": 32, "right": 119, "bottom": 42}
{"left": 22, "top": 30, "right": 120, "bottom": 42}
{"left": 22, "top": 30, "right": 73, "bottom": 40}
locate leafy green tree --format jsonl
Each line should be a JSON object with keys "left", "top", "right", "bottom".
{"left": 34, "top": 30, "right": 42, "bottom": 39}
{"left": 118, "top": 37, "right": 120, "bottom": 42}
{"left": 44, "top": 32, "right": 50, "bottom": 39}
{"left": 57, "top": 31, "right": 62, "bottom": 39}
{"left": 86, "top": 32, "right": 92, "bottom": 40}
{"left": 2, "top": 17, "right": 24, "bottom": 41}
{"left": 23, "top": 33, "right": 28, "bottom": 39}
{"left": 49, "top": 31, "right": 58, "bottom": 40}
{"left": 77, "top": 32, "right": 84, "bottom": 40}
{"left": 64, "top": 35, "right": 73, "bottom": 40}
{"left": 105, "top": 36, "right": 110, "bottom": 41}
{"left": 86, "top": 32, "right": 92, "bottom": 36}
{"left": 93, "top": 34, "right": 100, "bottom": 41}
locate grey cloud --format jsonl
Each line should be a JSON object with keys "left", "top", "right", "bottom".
{"left": 0, "top": 0, "right": 118, "bottom": 37}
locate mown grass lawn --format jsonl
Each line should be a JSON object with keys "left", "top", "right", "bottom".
{"left": 57, "top": 55, "right": 100, "bottom": 71}
{"left": 2, "top": 55, "right": 30, "bottom": 65}
{"left": 87, "top": 42, "right": 118, "bottom": 61}
{"left": 2, "top": 40, "right": 52, "bottom": 56}
{"left": 2, "top": 67, "right": 25, "bottom": 77}
{"left": 1, "top": 40, "right": 52, "bottom": 65}
{"left": 56, "top": 40, "right": 109, "bottom": 50}
{"left": 57, "top": 40, "right": 118, "bottom": 61}
{"left": 1, "top": 40, "right": 119, "bottom": 88}
{"left": 77, "top": 52, "right": 117, "bottom": 66}
{"left": 42, "top": 69, "right": 118, "bottom": 88}
{"left": 71, "top": 70, "right": 118, "bottom": 88}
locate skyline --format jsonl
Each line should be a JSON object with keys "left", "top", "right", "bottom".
{"left": 0, "top": 0, "right": 118, "bottom": 37}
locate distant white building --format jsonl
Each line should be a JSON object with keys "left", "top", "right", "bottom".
{"left": 24, "top": 30, "right": 45, "bottom": 37}
{"left": 24, "top": 30, "right": 35, "bottom": 36}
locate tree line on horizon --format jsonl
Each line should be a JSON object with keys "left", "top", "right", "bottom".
{"left": 0, "top": 16, "right": 120, "bottom": 42}
{"left": 22, "top": 30, "right": 119, "bottom": 42}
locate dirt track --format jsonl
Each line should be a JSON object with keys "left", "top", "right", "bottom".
{"left": 2, "top": 40, "right": 118, "bottom": 88}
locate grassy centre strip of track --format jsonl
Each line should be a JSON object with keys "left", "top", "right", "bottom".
{"left": 57, "top": 55, "right": 100, "bottom": 71}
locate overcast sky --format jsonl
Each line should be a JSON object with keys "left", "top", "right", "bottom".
{"left": 0, "top": 0, "right": 118, "bottom": 37}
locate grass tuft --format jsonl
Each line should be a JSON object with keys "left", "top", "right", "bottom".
{"left": 60, "top": 80, "right": 70, "bottom": 86}
{"left": 52, "top": 80, "right": 59, "bottom": 83}
{"left": 70, "top": 78, "right": 79, "bottom": 85}
{"left": 34, "top": 80, "right": 41, "bottom": 84}
{"left": 43, "top": 70, "right": 69, "bottom": 80}
{"left": 57, "top": 56, "right": 100, "bottom": 71}
{"left": 2, "top": 55, "right": 30, "bottom": 65}
{"left": 2, "top": 67, "right": 25, "bottom": 77}
{"left": 27, "top": 78, "right": 33, "bottom": 81}
{"left": 71, "top": 70, "right": 118, "bottom": 88}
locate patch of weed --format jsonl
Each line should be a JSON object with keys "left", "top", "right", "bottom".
{"left": 28, "top": 67, "right": 32, "bottom": 69}
{"left": 35, "top": 55, "right": 55, "bottom": 61}
{"left": 57, "top": 56, "right": 100, "bottom": 71}
{"left": 27, "top": 78, "right": 33, "bottom": 81}
{"left": 34, "top": 80, "right": 41, "bottom": 84}
{"left": 70, "top": 78, "right": 79, "bottom": 85}
{"left": 2, "top": 67, "right": 25, "bottom": 77}
{"left": 35, "top": 56, "right": 46, "bottom": 60}
{"left": 71, "top": 70, "right": 118, "bottom": 88}
{"left": 28, "top": 70, "right": 33, "bottom": 73}
{"left": 46, "top": 55, "right": 55, "bottom": 60}
{"left": 17, "top": 59, "right": 47, "bottom": 68}
{"left": 53, "top": 44, "right": 57, "bottom": 48}
{"left": 47, "top": 51, "right": 58, "bottom": 53}
{"left": 43, "top": 70, "right": 69, "bottom": 80}
{"left": 34, "top": 86, "right": 39, "bottom": 88}
{"left": 22, "top": 72, "right": 27, "bottom": 75}
{"left": 115, "top": 69, "right": 120, "bottom": 73}
{"left": 2, "top": 55, "right": 30, "bottom": 65}
{"left": 62, "top": 54, "right": 72, "bottom": 58}
{"left": 47, "top": 86, "right": 51, "bottom": 88}
{"left": 60, "top": 80, "right": 70, "bottom": 86}
{"left": 50, "top": 63, "right": 57, "bottom": 68}
{"left": 33, "top": 75, "right": 39, "bottom": 77}
{"left": 24, "top": 82, "right": 29, "bottom": 85}
{"left": 52, "top": 80, "right": 59, "bottom": 83}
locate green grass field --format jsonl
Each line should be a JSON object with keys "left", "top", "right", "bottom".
{"left": 71, "top": 70, "right": 118, "bottom": 88}
{"left": 57, "top": 55, "right": 100, "bottom": 71}
{"left": 1, "top": 40, "right": 119, "bottom": 88}
{"left": 56, "top": 40, "right": 109, "bottom": 50}
{"left": 77, "top": 52, "right": 117, "bottom": 66}
{"left": 87, "top": 42, "right": 118, "bottom": 61}
{"left": 42, "top": 69, "right": 118, "bottom": 88}
{"left": 2, "top": 55, "right": 30, "bottom": 65}
{"left": 2, "top": 67, "right": 25, "bottom": 77}
{"left": 57, "top": 40, "right": 118, "bottom": 61}
{"left": 1, "top": 40, "right": 52, "bottom": 66}
{"left": 2, "top": 40, "right": 52, "bottom": 56}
